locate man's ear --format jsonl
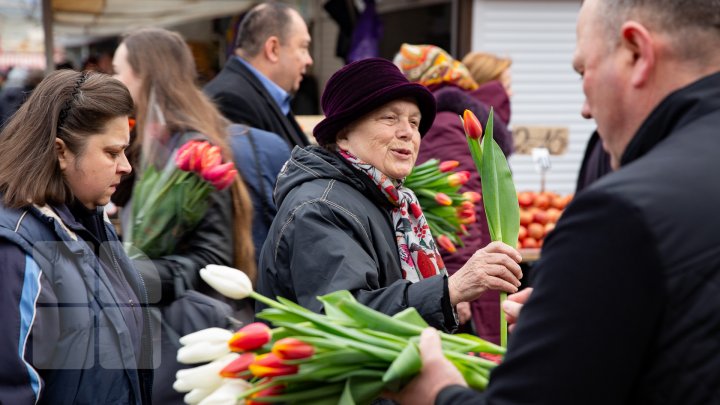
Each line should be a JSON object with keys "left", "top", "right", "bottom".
{"left": 263, "top": 36, "right": 281, "bottom": 63}
{"left": 55, "top": 138, "right": 69, "bottom": 171}
{"left": 620, "top": 21, "right": 655, "bottom": 88}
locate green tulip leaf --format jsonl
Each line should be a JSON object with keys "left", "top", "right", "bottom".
{"left": 391, "top": 307, "right": 429, "bottom": 328}
{"left": 480, "top": 109, "right": 520, "bottom": 246}
{"left": 382, "top": 342, "right": 422, "bottom": 384}
{"left": 339, "top": 377, "right": 386, "bottom": 405}
{"left": 317, "top": 290, "right": 362, "bottom": 327}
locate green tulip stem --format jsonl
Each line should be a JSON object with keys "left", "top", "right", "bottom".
{"left": 250, "top": 291, "right": 288, "bottom": 311}
{"left": 500, "top": 292, "right": 508, "bottom": 348}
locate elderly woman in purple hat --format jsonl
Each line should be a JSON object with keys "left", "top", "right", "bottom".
{"left": 256, "top": 58, "right": 522, "bottom": 331}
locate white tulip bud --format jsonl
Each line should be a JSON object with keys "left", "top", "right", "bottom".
{"left": 174, "top": 353, "right": 239, "bottom": 393}
{"left": 180, "top": 328, "right": 233, "bottom": 346}
{"left": 184, "top": 388, "right": 213, "bottom": 404}
{"left": 198, "top": 379, "right": 251, "bottom": 405}
{"left": 177, "top": 340, "right": 231, "bottom": 364}
{"left": 200, "top": 265, "right": 253, "bottom": 300}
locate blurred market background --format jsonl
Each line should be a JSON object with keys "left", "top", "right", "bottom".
{"left": 0, "top": 0, "right": 593, "bottom": 194}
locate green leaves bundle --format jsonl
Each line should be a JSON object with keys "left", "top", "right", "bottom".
{"left": 175, "top": 266, "right": 505, "bottom": 405}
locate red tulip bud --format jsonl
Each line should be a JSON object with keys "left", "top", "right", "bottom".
{"left": 459, "top": 214, "right": 477, "bottom": 224}
{"left": 228, "top": 323, "right": 271, "bottom": 352}
{"left": 438, "top": 160, "right": 459, "bottom": 172}
{"left": 434, "top": 192, "right": 452, "bottom": 206}
{"left": 211, "top": 167, "right": 238, "bottom": 191}
{"left": 128, "top": 117, "right": 136, "bottom": 131}
{"left": 463, "top": 109, "right": 483, "bottom": 140}
{"left": 247, "top": 384, "right": 285, "bottom": 405}
{"left": 249, "top": 353, "right": 298, "bottom": 378}
{"left": 271, "top": 338, "right": 314, "bottom": 360}
{"left": 201, "top": 161, "right": 233, "bottom": 181}
{"left": 437, "top": 235, "right": 457, "bottom": 253}
{"left": 477, "top": 352, "right": 503, "bottom": 364}
{"left": 175, "top": 141, "right": 201, "bottom": 172}
{"left": 219, "top": 352, "right": 255, "bottom": 378}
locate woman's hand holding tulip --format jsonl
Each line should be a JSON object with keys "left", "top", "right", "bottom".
{"left": 447, "top": 241, "right": 523, "bottom": 306}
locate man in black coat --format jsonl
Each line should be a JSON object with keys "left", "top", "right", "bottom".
{"left": 204, "top": 2, "right": 312, "bottom": 148}
{"left": 390, "top": 0, "right": 720, "bottom": 404}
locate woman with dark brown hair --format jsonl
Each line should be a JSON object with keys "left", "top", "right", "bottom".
{"left": 112, "top": 28, "right": 256, "bottom": 404}
{"left": 0, "top": 70, "right": 152, "bottom": 404}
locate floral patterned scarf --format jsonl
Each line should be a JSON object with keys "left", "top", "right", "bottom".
{"left": 339, "top": 149, "right": 447, "bottom": 283}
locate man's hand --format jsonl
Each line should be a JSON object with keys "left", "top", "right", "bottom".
{"left": 456, "top": 301, "right": 472, "bottom": 325}
{"left": 502, "top": 287, "right": 533, "bottom": 332}
{"left": 385, "top": 328, "right": 466, "bottom": 405}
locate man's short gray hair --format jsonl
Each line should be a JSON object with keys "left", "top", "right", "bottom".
{"left": 598, "top": 0, "right": 720, "bottom": 59}
{"left": 235, "top": 2, "right": 293, "bottom": 57}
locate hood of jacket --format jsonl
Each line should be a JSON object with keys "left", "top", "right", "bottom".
{"left": 274, "top": 145, "right": 394, "bottom": 210}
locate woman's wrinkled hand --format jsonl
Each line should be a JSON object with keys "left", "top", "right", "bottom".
{"left": 448, "top": 241, "right": 523, "bottom": 306}
{"left": 503, "top": 287, "right": 533, "bottom": 332}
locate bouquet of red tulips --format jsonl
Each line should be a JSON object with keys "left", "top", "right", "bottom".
{"left": 172, "top": 265, "right": 505, "bottom": 405}
{"left": 125, "top": 139, "right": 237, "bottom": 258}
{"left": 404, "top": 159, "right": 480, "bottom": 253}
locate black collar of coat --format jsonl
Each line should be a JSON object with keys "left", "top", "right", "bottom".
{"left": 621, "top": 70, "right": 720, "bottom": 166}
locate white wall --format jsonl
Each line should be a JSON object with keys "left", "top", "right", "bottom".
{"left": 471, "top": 0, "right": 595, "bottom": 194}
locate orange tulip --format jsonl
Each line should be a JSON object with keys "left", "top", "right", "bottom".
{"left": 459, "top": 213, "right": 477, "bottom": 224}
{"left": 462, "top": 191, "right": 481, "bottom": 203}
{"left": 248, "top": 353, "right": 298, "bottom": 378}
{"left": 438, "top": 160, "right": 459, "bottom": 172}
{"left": 447, "top": 173, "right": 468, "bottom": 187}
{"left": 271, "top": 338, "right": 314, "bottom": 360}
{"left": 434, "top": 192, "right": 452, "bottom": 206}
{"left": 190, "top": 142, "right": 211, "bottom": 172}
{"left": 463, "top": 109, "right": 483, "bottom": 140}
{"left": 199, "top": 145, "right": 223, "bottom": 171}
{"left": 437, "top": 235, "right": 457, "bottom": 253}
{"left": 228, "top": 323, "right": 271, "bottom": 352}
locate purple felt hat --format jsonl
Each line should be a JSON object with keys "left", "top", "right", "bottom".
{"left": 313, "top": 57, "right": 437, "bottom": 146}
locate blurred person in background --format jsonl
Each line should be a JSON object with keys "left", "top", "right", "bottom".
{"left": 395, "top": 43, "right": 514, "bottom": 343}
{"left": 0, "top": 68, "right": 44, "bottom": 129}
{"left": 257, "top": 58, "right": 523, "bottom": 336}
{"left": 112, "top": 27, "right": 256, "bottom": 404}
{"left": 0, "top": 70, "right": 152, "bottom": 404}
{"left": 462, "top": 51, "right": 513, "bottom": 99}
{"left": 205, "top": 1, "right": 312, "bottom": 148}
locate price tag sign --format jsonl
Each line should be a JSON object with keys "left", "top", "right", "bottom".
{"left": 512, "top": 126, "right": 569, "bottom": 155}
